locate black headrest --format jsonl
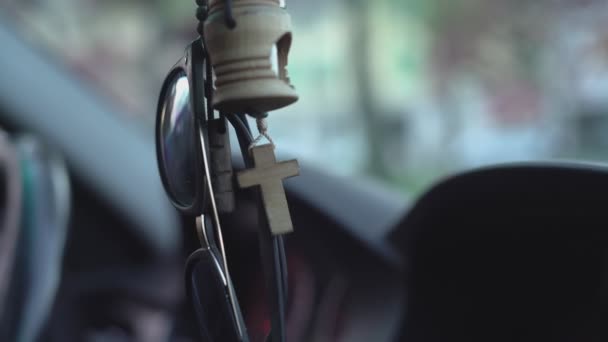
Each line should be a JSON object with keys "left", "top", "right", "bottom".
{"left": 394, "top": 163, "right": 607, "bottom": 342}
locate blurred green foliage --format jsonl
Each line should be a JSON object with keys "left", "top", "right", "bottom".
{"left": 3, "top": 0, "right": 608, "bottom": 196}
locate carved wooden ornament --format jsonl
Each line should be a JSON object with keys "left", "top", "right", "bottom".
{"left": 204, "top": 0, "right": 299, "bottom": 115}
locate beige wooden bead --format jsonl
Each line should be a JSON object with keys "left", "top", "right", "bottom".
{"left": 204, "top": 0, "right": 299, "bottom": 115}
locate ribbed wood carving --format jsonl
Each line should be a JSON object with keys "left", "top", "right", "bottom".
{"left": 204, "top": 0, "right": 298, "bottom": 115}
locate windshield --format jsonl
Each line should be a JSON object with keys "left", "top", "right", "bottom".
{"left": 3, "top": 0, "right": 608, "bottom": 195}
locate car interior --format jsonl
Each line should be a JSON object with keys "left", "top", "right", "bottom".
{"left": 0, "top": 3, "right": 606, "bottom": 342}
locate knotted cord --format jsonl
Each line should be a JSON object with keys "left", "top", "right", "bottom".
{"left": 249, "top": 116, "right": 275, "bottom": 151}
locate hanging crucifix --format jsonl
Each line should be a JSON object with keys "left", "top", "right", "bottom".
{"left": 237, "top": 144, "right": 299, "bottom": 235}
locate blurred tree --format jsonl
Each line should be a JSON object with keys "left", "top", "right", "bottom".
{"left": 349, "top": 0, "right": 389, "bottom": 179}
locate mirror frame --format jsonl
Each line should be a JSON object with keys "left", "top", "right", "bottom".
{"left": 155, "top": 40, "right": 208, "bottom": 215}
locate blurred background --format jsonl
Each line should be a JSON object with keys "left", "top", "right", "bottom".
{"left": 1, "top": 1, "right": 607, "bottom": 341}
{"left": 1, "top": 0, "right": 608, "bottom": 195}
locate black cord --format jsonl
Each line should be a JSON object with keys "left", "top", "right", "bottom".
{"left": 227, "top": 114, "right": 253, "bottom": 158}
{"left": 278, "top": 236, "right": 288, "bottom": 300}
{"left": 195, "top": 0, "right": 208, "bottom": 37}
{"left": 196, "top": 0, "right": 236, "bottom": 32}
{"left": 227, "top": 113, "right": 288, "bottom": 342}
{"left": 237, "top": 113, "right": 251, "bottom": 132}
{"left": 224, "top": 0, "right": 237, "bottom": 29}
{"left": 271, "top": 238, "right": 286, "bottom": 340}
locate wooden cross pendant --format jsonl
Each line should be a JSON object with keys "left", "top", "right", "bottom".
{"left": 237, "top": 144, "right": 300, "bottom": 235}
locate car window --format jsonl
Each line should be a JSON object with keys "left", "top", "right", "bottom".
{"left": 3, "top": 0, "right": 608, "bottom": 195}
